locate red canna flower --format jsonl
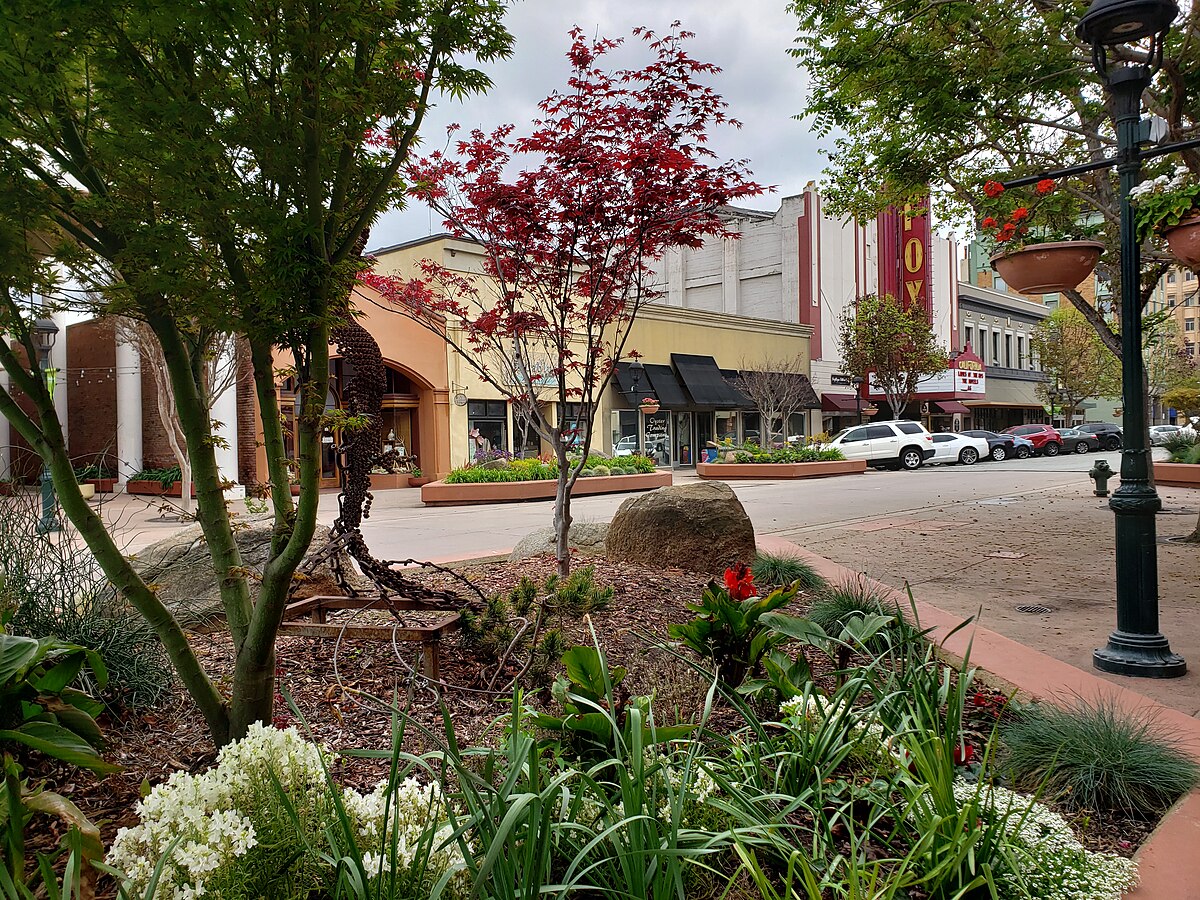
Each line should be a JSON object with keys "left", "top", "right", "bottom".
{"left": 723, "top": 563, "right": 756, "bottom": 600}
{"left": 1011, "top": 207, "right": 1029, "bottom": 222}
{"left": 953, "top": 743, "right": 976, "bottom": 766}
{"left": 983, "top": 180, "right": 1005, "bottom": 198}
{"left": 1036, "top": 178, "right": 1057, "bottom": 194}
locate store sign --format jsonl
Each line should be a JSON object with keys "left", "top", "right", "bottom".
{"left": 901, "top": 199, "right": 930, "bottom": 312}
{"left": 830, "top": 373, "right": 853, "bottom": 386}
{"left": 506, "top": 357, "right": 558, "bottom": 388}
{"left": 867, "top": 349, "right": 987, "bottom": 397}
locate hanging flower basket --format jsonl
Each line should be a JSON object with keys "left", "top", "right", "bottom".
{"left": 638, "top": 397, "right": 660, "bottom": 415}
{"left": 989, "top": 241, "right": 1105, "bottom": 294}
{"left": 1163, "top": 214, "right": 1200, "bottom": 268}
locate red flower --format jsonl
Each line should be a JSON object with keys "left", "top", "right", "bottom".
{"left": 1011, "top": 207, "right": 1029, "bottom": 222}
{"left": 983, "top": 180, "right": 1005, "bottom": 198}
{"left": 1036, "top": 178, "right": 1057, "bottom": 194}
{"left": 981, "top": 216, "right": 997, "bottom": 229}
{"left": 952, "top": 743, "right": 976, "bottom": 766}
{"left": 723, "top": 563, "right": 756, "bottom": 601}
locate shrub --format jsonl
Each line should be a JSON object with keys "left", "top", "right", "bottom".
{"left": 590, "top": 464, "right": 611, "bottom": 477}
{"left": 1000, "top": 696, "right": 1200, "bottom": 817}
{"left": 807, "top": 579, "right": 906, "bottom": 637}
{"left": 0, "top": 494, "right": 173, "bottom": 710}
{"left": 750, "top": 551, "right": 827, "bottom": 592}
{"left": 1163, "top": 430, "right": 1200, "bottom": 463}
{"left": 728, "top": 445, "right": 845, "bottom": 464}
{"left": 546, "top": 565, "right": 612, "bottom": 614}
{"left": 129, "top": 465, "right": 183, "bottom": 487}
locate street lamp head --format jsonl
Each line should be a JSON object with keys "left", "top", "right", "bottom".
{"left": 1077, "top": 0, "right": 1177, "bottom": 46}
{"left": 32, "top": 317, "right": 59, "bottom": 355}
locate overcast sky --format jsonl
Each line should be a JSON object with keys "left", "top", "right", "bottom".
{"left": 370, "top": 0, "right": 833, "bottom": 248}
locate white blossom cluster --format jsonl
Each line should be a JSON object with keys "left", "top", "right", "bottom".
{"left": 952, "top": 780, "right": 1139, "bottom": 900}
{"left": 107, "top": 724, "right": 464, "bottom": 900}
{"left": 1130, "top": 165, "right": 1192, "bottom": 200}
{"left": 561, "top": 752, "right": 719, "bottom": 828}
{"left": 780, "top": 693, "right": 888, "bottom": 756}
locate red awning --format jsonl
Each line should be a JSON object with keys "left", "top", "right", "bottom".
{"left": 822, "top": 393, "right": 860, "bottom": 412}
{"left": 935, "top": 400, "right": 972, "bottom": 415}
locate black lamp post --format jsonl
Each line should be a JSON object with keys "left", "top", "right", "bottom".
{"left": 32, "top": 317, "right": 60, "bottom": 535}
{"left": 1078, "top": 0, "right": 1185, "bottom": 677}
{"left": 851, "top": 376, "right": 864, "bottom": 425}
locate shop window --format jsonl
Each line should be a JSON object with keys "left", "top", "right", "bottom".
{"left": 380, "top": 409, "right": 413, "bottom": 458}
{"left": 787, "top": 412, "right": 807, "bottom": 441}
{"left": 743, "top": 411, "right": 762, "bottom": 445}
{"left": 715, "top": 410, "right": 738, "bottom": 445}
{"left": 513, "top": 406, "right": 542, "bottom": 458}
{"left": 467, "top": 400, "right": 507, "bottom": 460}
{"left": 610, "top": 410, "right": 639, "bottom": 457}
{"left": 643, "top": 411, "right": 671, "bottom": 465}
{"left": 561, "top": 402, "right": 591, "bottom": 450}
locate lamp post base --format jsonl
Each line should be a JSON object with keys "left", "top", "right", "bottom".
{"left": 1093, "top": 630, "right": 1186, "bottom": 678}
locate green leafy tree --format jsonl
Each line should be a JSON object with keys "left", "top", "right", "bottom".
{"left": 1031, "top": 306, "right": 1120, "bottom": 424}
{"left": 0, "top": 0, "right": 510, "bottom": 745}
{"left": 788, "top": 0, "right": 1199, "bottom": 357}
{"left": 1164, "top": 382, "right": 1200, "bottom": 419}
{"left": 838, "top": 294, "right": 949, "bottom": 419}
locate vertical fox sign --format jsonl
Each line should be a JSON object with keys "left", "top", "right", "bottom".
{"left": 876, "top": 196, "right": 932, "bottom": 320}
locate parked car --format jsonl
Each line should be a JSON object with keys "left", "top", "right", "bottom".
{"left": 826, "top": 420, "right": 935, "bottom": 470}
{"left": 1057, "top": 427, "right": 1102, "bottom": 454}
{"left": 962, "top": 429, "right": 1021, "bottom": 462}
{"left": 1150, "top": 424, "right": 1183, "bottom": 446}
{"left": 928, "top": 433, "right": 990, "bottom": 466}
{"left": 1075, "top": 422, "right": 1122, "bottom": 450}
{"left": 1002, "top": 424, "right": 1064, "bottom": 456}
{"left": 1009, "top": 434, "right": 1035, "bottom": 459}
{"left": 613, "top": 436, "right": 638, "bottom": 456}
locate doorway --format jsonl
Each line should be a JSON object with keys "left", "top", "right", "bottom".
{"left": 674, "top": 411, "right": 694, "bottom": 467}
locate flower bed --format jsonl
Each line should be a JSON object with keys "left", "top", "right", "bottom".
{"left": 443, "top": 453, "right": 656, "bottom": 484}
{"left": 697, "top": 444, "right": 864, "bottom": 479}
{"left": 423, "top": 470, "right": 672, "bottom": 505}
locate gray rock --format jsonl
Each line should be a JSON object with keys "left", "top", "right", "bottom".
{"left": 130, "top": 516, "right": 372, "bottom": 626}
{"left": 508, "top": 522, "right": 609, "bottom": 562}
{"left": 606, "top": 481, "right": 755, "bottom": 575}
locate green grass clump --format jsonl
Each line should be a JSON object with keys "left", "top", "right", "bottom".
{"left": 750, "top": 551, "right": 827, "bottom": 592}
{"left": 1000, "top": 696, "right": 1200, "bottom": 817}
{"left": 806, "top": 579, "right": 898, "bottom": 632}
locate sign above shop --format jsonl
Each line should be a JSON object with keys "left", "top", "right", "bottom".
{"left": 830, "top": 373, "right": 854, "bottom": 386}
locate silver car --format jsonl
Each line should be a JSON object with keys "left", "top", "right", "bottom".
{"left": 1150, "top": 425, "right": 1182, "bottom": 446}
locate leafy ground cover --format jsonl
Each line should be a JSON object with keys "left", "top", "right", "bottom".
{"left": 10, "top": 556, "right": 1195, "bottom": 899}
{"left": 443, "top": 455, "right": 657, "bottom": 484}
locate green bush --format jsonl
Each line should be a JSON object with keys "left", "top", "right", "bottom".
{"left": 728, "top": 445, "right": 846, "bottom": 464}
{"left": 444, "top": 453, "right": 655, "bottom": 483}
{"left": 546, "top": 566, "right": 613, "bottom": 614}
{"left": 750, "top": 551, "right": 827, "bottom": 592}
{"left": 806, "top": 579, "right": 902, "bottom": 633}
{"left": 1163, "top": 431, "right": 1200, "bottom": 463}
{"left": 129, "top": 465, "right": 183, "bottom": 487}
{"left": 1000, "top": 696, "right": 1200, "bottom": 817}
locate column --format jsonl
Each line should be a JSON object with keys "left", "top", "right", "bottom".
{"left": 51, "top": 312, "right": 69, "bottom": 452}
{"left": 210, "top": 344, "right": 240, "bottom": 487}
{"left": 0, "top": 360, "right": 9, "bottom": 477}
{"left": 115, "top": 336, "right": 142, "bottom": 486}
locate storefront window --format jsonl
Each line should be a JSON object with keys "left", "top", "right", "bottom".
{"left": 380, "top": 409, "right": 413, "bottom": 459}
{"left": 743, "top": 411, "right": 762, "bottom": 446}
{"left": 513, "top": 406, "right": 542, "bottom": 458}
{"left": 467, "top": 400, "right": 508, "bottom": 461}
{"left": 644, "top": 411, "right": 671, "bottom": 466}
{"left": 787, "top": 412, "right": 807, "bottom": 442}
{"left": 674, "top": 411, "right": 693, "bottom": 466}
{"left": 561, "top": 402, "right": 590, "bottom": 451}
{"left": 610, "top": 410, "right": 639, "bottom": 457}
{"left": 715, "top": 410, "right": 738, "bottom": 445}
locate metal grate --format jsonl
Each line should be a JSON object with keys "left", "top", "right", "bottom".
{"left": 1015, "top": 603, "right": 1054, "bottom": 614}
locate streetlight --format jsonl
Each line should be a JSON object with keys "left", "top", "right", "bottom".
{"left": 1047, "top": 379, "right": 1062, "bottom": 426}
{"left": 851, "top": 376, "right": 864, "bottom": 425}
{"left": 1077, "top": 0, "right": 1184, "bottom": 677}
{"left": 32, "top": 317, "right": 60, "bottom": 534}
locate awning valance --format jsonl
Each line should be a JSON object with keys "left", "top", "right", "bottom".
{"left": 822, "top": 393, "right": 862, "bottom": 413}
{"left": 644, "top": 364, "right": 689, "bottom": 410}
{"left": 935, "top": 400, "right": 972, "bottom": 415}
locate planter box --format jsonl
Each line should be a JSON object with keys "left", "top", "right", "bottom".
{"left": 421, "top": 471, "right": 672, "bottom": 506}
{"left": 408, "top": 476, "right": 433, "bottom": 488}
{"left": 696, "top": 459, "right": 867, "bottom": 480}
{"left": 368, "top": 473, "right": 412, "bottom": 490}
{"left": 1154, "top": 461, "right": 1200, "bottom": 488}
{"left": 84, "top": 478, "right": 117, "bottom": 493}
{"left": 126, "top": 480, "right": 196, "bottom": 498}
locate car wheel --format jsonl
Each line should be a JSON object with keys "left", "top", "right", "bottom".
{"left": 1105, "top": 436, "right": 1122, "bottom": 451}
{"left": 1043, "top": 441, "right": 1061, "bottom": 457}
{"left": 1074, "top": 441, "right": 1089, "bottom": 454}
{"left": 899, "top": 447, "right": 924, "bottom": 470}
{"left": 990, "top": 445, "right": 1007, "bottom": 461}
{"left": 959, "top": 447, "right": 979, "bottom": 465}
{"left": 1016, "top": 445, "right": 1031, "bottom": 459}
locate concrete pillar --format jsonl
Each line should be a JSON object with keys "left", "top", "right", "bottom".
{"left": 115, "top": 336, "right": 142, "bottom": 485}
{"left": 0, "top": 360, "right": 9, "bottom": 477}
{"left": 211, "top": 344, "right": 240, "bottom": 485}
{"left": 51, "top": 311, "right": 69, "bottom": 452}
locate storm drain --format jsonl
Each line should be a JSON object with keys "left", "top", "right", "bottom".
{"left": 1015, "top": 603, "right": 1054, "bottom": 615}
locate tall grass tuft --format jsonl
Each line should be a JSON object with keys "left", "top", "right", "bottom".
{"left": 750, "top": 551, "right": 827, "bottom": 592}
{"left": 1000, "top": 695, "right": 1200, "bottom": 817}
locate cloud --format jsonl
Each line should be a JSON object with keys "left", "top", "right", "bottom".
{"left": 371, "top": 0, "right": 836, "bottom": 246}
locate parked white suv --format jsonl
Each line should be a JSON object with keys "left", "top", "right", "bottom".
{"left": 826, "top": 420, "right": 936, "bottom": 470}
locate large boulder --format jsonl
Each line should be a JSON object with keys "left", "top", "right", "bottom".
{"left": 508, "top": 522, "right": 609, "bottom": 563}
{"left": 605, "top": 481, "right": 755, "bottom": 575}
{"left": 130, "top": 516, "right": 372, "bottom": 626}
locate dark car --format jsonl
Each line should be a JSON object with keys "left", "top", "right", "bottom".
{"left": 1056, "top": 427, "right": 1102, "bottom": 454}
{"left": 961, "top": 429, "right": 1022, "bottom": 462}
{"left": 1075, "top": 422, "right": 1122, "bottom": 450}
{"left": 1002, "top": 424, "right": 1064, "bottom": 456}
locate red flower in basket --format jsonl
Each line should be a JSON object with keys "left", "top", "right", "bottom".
{"left": 723, "top": 563, "right": 756, "bottom": 601}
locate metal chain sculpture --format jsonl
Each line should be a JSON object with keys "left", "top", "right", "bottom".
{"left": 295, "top": 318, "right": 486, "bottom": 612}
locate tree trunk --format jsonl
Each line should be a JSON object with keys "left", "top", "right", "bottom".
{"left": 553, "top": 443, "right": 572, "bottom": 578}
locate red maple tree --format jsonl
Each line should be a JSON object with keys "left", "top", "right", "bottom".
{"left": 362, "top": 24, "right": 763, "bottom": 575}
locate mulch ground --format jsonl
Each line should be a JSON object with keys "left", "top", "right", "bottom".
{"left": 23, "top": 554, "right": 1154, "bottom": 892}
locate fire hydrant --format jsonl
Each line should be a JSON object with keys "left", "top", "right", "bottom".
{"left": 1089, "top": 459, "right": 1115, "bottom": 497}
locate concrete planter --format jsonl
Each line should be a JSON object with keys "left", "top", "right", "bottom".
{"left": 696, "top": 459, "right": 867, "bottom": 480}
{"left": 126, "top": 480, "right": 196, "bottom": 498}
{"left": 1154, "top": 461, "right": 1200, "bottom": 488}
{"left": 368, "top": 473, "right": 411, "bottom": 490}
{"left": 421, "top": 471, "right": 672, "bottom": 506}
{"left": 84, "top": 478, "right": 118, "bottom": 494}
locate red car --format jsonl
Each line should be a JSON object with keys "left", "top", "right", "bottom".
{"left": 1002, "top": 424, "right": 1064, "bottom": 456}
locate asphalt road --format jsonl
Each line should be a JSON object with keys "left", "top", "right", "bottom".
{"left": 341, "top": 450, "right": 1129, "bottom": 562}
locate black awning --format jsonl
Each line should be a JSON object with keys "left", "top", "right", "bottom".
{"left": 671, "top": 354, "right": 747, "bottom": 407}
{"left": 644, "top": 364, "right": 689, "bottom": 410}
